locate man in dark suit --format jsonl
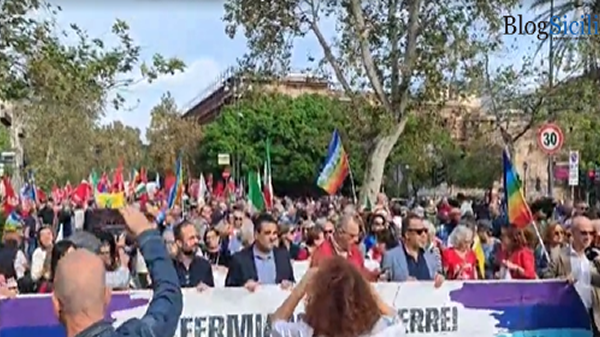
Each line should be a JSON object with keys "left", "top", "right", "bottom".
{"left": 173, "top": 221, "right": 214, "bottom": 290}
{"left": 225, "top": 213, "right": 295, "bottom": 291}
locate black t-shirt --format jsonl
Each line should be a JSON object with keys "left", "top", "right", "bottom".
{"left": 57, "top": 210, "right": 73, "bottom": 237}
{"left": 38, "top": 207, "right": 54, "bottom": 225}
{"left": 23, "top": 215, "right": 36, "bottom": 239}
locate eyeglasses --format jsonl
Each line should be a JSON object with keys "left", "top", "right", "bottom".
{"left": 234, "top": 217, "right": 243, "bottom": 220}
{"left": 323, "top": 230, "right": 334, "bottom": 234}
{"left": 408, "top": 228, "right": 428, "bottom": 235}
{"left": 579, "top": 230, "right": 595, "bottom": 237}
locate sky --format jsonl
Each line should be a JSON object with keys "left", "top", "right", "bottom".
{"left": 51, "top": 1, "right": 553, "bottom": 137}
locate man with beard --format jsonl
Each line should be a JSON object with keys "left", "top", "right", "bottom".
{"left": 173, "top": 222, "right": 214, "bottom": 290}
{"left": 225, "top": 213, "right": 295, "bottom": 291}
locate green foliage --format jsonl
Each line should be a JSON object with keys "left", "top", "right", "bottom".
{"left": 197, "top": 92, "right": 497, "bottom": 194}
{"left": 0, "top": 0, "right": 185, "bottom": 186}
{"left": 146, "top": 93, "right": 202, "bottom": 172}
{"left": 197, "top": 93, "right": 350, "bottom": 188}
{"left": 222, "top": 0, "right": 521, "bottom": 200}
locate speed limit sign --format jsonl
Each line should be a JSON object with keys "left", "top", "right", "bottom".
{"left": 537, "top": 123, "right": 564, "bottom": 155}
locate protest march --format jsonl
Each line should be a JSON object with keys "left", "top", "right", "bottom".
{"left": 4, "top": 0, "right": 600, "bottom": 336}
{"left": 0, "top": 126, "right": 597, "bottom": 337}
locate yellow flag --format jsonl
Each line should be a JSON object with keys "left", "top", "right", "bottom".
{"left": 472, "top": 236, "right": 485, "bottom": 278}
{"left": 96, "top": 192, "right": 125, "bottom": 209}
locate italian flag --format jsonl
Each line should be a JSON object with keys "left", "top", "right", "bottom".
{"left": 263, "top": 138, "right": 273, "bottom": 210}
{"left": 248, "top": 170, "right": 265, "bottom": 212}
{"left": 134, "top": 182, "right": 146, "bottom": 197}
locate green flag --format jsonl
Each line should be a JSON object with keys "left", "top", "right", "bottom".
{"left": 89, "top": 170, "right": 99, "bottom": 196}
{"left": 247, "top": 171, "right": 265, "bottom": 212}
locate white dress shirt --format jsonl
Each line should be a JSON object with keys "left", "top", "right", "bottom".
{"left": 30, "top": 247, "right": 47, "bottom": 281}
{"left": 570, "top": 247, "right": 593, "bottom": 309}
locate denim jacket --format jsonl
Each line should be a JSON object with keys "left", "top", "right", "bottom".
{"left": 75, "top": 229, "right": 183, "bottom": 337}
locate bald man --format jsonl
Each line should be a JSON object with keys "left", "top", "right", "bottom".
{"left": 542, "top": 215, "right": 600, "bottom": 335}
{"left": 53, "top": 207, "right": 182, "bottom": 337}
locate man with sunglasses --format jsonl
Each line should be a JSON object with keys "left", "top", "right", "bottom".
{"left": 543, "top": 215, "right": 600, "bottom": 335}
{"left": 381, "top": 213, "right": 443, "bottom": 287}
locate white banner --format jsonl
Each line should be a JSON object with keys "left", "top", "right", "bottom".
{"left": 0, "top": 281, "right": 590, "bottom": 337}
{"left": 111, "top": 281, "right": 589, "bottom": 337}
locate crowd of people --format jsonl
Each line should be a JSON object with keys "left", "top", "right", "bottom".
{"left": 0, "top": 190, "right": 599, "bottom": 336}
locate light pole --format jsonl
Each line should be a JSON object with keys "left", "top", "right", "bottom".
{"left": 547, "top": 0, "right": 555, "bottom": 197}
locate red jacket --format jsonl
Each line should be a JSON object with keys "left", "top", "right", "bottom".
{"left": 506, "top": 247, "right": 537, "bottom": 279}
{"left": 310, "top": 239, "right": 375, "bottom": 281}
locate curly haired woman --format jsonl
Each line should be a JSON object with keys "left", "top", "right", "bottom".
{"left": 270, "top": 256, "right": 405, "bottom": 337}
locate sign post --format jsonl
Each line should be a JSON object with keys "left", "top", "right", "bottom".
{"left": 568, "top": 150, "right": 579, "bottom": 200}
{"left": 537, "top": 123, "right": 564, "bottom": 197}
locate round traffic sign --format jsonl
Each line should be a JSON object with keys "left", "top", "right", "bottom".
{"left": 537, "top": 123, "right": 564, "bottom": 155}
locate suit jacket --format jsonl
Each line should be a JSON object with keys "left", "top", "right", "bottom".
{"left": 541, "top": 246, "right": 600, "bottom": 328}
{"left": 225, "top": 245, "right": 295, "bottom": 287}
{"left": 381, "top": 241, "right": 439, "bottom": 282}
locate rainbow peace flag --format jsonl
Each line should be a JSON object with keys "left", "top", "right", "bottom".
{"left": 317, "top": 130, "right": 350, "bottom": 195}
{"left": 167, "top": 156, "right": 183, "bottom": 209}
{"left": 503, "top": 150, "right": 533, "bottom": 229}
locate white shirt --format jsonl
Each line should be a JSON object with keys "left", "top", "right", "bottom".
{"left": 13, "top": 250, "right": 28, "bottom": 280}
{"left": 30, "top": 247, "right": 47, "bottom": 281}
{"left": 569, "top": 248, "right": 592, "bottom": 309}
{"left": 271, "top": 316, "right": 406, "bottom": 337}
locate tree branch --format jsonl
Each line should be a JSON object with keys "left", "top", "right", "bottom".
{"left": 394, "top": 0, "right": 422, "bottom": 120}
{"left": 304, "top": 0, "right": 355, "bottom": 98}
{"left": 349, "top": 0, "right": 391, "bottom": 111}
{"left": 387, "top": 0, "right": 401, "bottom": 107}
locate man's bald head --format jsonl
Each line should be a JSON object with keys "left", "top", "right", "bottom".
{"left": 53, "top": 249, "right": 108, "bottom": 317}
{"left": 572, "top": 215, "right": 594, "bottom": 250}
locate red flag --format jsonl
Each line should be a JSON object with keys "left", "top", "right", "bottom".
{"left": 214, "top": 181, "right": 224, "bottom": 198}
{"left": 2, "top": 177, "right": 17, "bottom": 215}
{"left": 71, "top": 182, "right": 89, "bottom": 206}
{"left": 112, "top": 162, "right": 125, "bottom": 192}
{"left": 164, "top": 173, "right": 176, "bottom": 196}
{"left": 36, "top": 188, "right": 47, "bottom": 203}
{"left": 64, "top": 181, "right": 73, "bottom": 198}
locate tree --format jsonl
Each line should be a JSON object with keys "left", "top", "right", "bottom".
{"left": 93, "top": 122, "right": 145, "bottom": 172}
{"left": 223, "top": 0, "right": 520, "bottom": 202}
{"left": 1, "top": 0, "right": 185, "bottom": 186}
{"left": 196, "top": 92, "right": 355, "bottom": 194}
{"left": 146, "top": 92, "right": 202, "bottom": 172}
{"left": 385, "top": 113, "right": 458, "bottom": 188}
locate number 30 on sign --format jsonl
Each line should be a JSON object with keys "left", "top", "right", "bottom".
{"left": 537, "top": 123, "right": 564, "bottom": 155}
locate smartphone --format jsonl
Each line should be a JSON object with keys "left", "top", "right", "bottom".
{"left": 89, "top": 209, "right": 126, "bottom": 234}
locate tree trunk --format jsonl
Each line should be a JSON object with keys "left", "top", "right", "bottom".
{"left": 360, "top": 119, "right": 408, "bottom": 204}
{"left": 9, "top": 119, "right": 24, "bottom": 191}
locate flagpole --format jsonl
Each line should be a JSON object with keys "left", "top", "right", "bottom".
{"left": 348, "top": 166, "right": 358, "bottom": 205}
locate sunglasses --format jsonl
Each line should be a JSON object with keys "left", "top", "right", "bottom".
{"left": 408, "top": 228, "right": 428, "bottom": 235}
{"left": 323, "top": 230, "right": 334, "bottom": 234}
{"left": 234, "top": 217, "right": 243, "bottom": 220}
{"left": 579, "top": 230, "right": 595, "bottom": 236}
